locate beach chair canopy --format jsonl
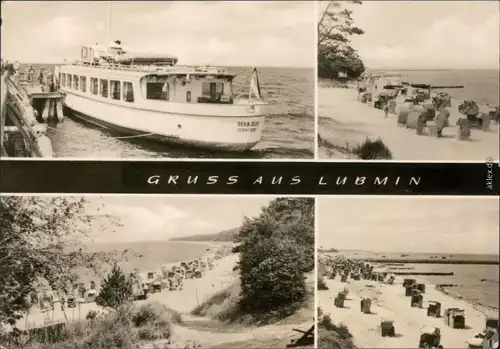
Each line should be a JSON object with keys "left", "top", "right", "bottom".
{"left": 421, "top": 326, "right": 437, "bottom": 334}
{"left": 467, "top": 337, "right": 483, "bottom": 346}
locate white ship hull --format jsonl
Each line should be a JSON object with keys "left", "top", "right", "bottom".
{"left": 62, "top": 91, "right": 265, "bottom": 152}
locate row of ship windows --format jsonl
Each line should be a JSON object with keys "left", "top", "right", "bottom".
{"left": 60, "top": 73, "right": 135, "bottom": 103}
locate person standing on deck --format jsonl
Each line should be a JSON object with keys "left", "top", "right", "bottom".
{"left": 161, "top": 82, "right": 169, "bottom": 100}
{"left": 28, "top": 64, "right": 35, "bottom": 83}
{"left": 38, "top": 67, "right": 45, "bottom": 85}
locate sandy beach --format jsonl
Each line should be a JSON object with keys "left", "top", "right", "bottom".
{"left": 318, "top": 87, "right": 499, "bottom": 161}
{"left": 19, "top": 249, "right": 313, "bottom": 349}
{"left": 319, "top": 266, "right": 496, "bottom": 348}
{"left": 19, "top": 245, "right": 234, "bottom": 331}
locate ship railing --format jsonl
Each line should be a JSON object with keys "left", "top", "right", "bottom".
{"left": 69, "top": 61, "right": 230, "bottom": 75}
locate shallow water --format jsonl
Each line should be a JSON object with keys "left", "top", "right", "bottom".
{"left": 340, "top": 250, "right": 499, "bottom": 311}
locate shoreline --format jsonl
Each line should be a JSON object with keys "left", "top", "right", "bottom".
{"left": 318, "top": 256, "right": 498, "bottom": 348}
{"left": 320, "top": 252, "right": 499, "bottom": 313}
{"left": 318, "top": 86, "right": 499, "bottom": 161}
{"left": 351, "top": 258, "right": 499, "bottom": 265}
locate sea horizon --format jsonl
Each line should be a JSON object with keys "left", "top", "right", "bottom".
{"left": 369, "top": 67, "right": 499, "bottom": 72}
{"left": 320, "top": 248, "right": 499, "bottom": 257}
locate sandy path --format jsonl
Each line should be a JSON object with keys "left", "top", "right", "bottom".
{"left": 318, "top": 276, "right": 494, "bottom": 348}
{"left": 141, "top": 256, "right": 314, "bottom": 349}
{"left": 318, "top": 87, "right": 499, "bottom": 161}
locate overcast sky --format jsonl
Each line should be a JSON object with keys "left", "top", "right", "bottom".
{"left": 326, "top": 1, "right": 499, "bottom": 70}
{"left": 84, "top": 196, "right": 272, "bottom": 243}
{"left": 319, "top": 197, "right": 499, "bottom": 255}
{"left": 1, "top": 1, "right": 315, "bottom": 67}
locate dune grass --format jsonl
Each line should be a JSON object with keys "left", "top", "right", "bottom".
{"left": 191, "top": 277, "right": 314, "bottom": 327}
{"left": 317, "top": 308, "right": 356, "bottom": 349}
{"left": 7, "top": 302, "right": 182, "bottom": 349}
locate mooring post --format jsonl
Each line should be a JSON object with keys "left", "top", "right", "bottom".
{"left": 1, "top": 72, "right": 9, "bottom": 153}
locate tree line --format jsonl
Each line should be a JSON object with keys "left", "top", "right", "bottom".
{"left": 318, "top": 0, "right": 366, "bottom": 80}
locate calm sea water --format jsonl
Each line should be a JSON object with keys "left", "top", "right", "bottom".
{"left": 338, "top": 251, "right": 499, "bottom": 312}
{"left": 28, "top": 64, "right": 314, "bottom": 159}
{"left": 373, "top": 69, "right": 500, "bottom": 105}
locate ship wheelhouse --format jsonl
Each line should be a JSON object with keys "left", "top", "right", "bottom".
{"left": 139, "top": 71, "right": 236, "bottom": 105}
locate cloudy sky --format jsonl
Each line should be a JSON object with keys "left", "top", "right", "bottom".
{"left": 83, "top": 196, "right": 272, "bottom": 243}
{"left": 1, "top": 1, "right": 315, "bottom": 67}
{"left": 326, "top": 1, "right": 499, "bottom": 70}
{"left": 319, "top": 197, "right": 499, "bottom": 255}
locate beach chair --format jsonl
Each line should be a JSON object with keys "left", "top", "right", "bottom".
{"left": 151, "top": 281, "right": 162, "bottom": 293}
{"left": 403, "top": 278, "right": 413, "bottom": 287}
{"left": 422, "top": 103, "right": 436, "bottom": 121}
{"left": 485, "top": 318, "right": 498, "bottom": 329}
{"left": 419, "top": 327, "right": 441, "bottom": 348}
{"left": 381, "top": 320, "right": 395, "bottom": 337}
{"left": 361, "top": 298, "right": 372, "bottom": 314}
{"left": 417, "top": 283, "right": 426, "bottom": 293}
{"left": 405, "top": 285, "right": 415, "bottom": 297}
{"left": 66, "top": 296, "right": 76, "bottom": 308}
{"left": 411, "top": 293, "right": 423, "bottom": 308}
{"left": 334, "top": 292, "right": 345, "bottom": 308}
{"left": 340, "top": 275, "right": 348, "bottom": 283}
{"left": 466, "top": 337, "right": 484, "bottom": 349}
{"left": 86, "top": 290, "right": 97, "bottom": 302}
{"left": 427, "top": 301, "right": 441, "bottom": 317}
{"left": 407, "top": 110, "right": 427, "bottom": 132}
{"left": 444, "top": 308, "right": 465, "bottom": 329}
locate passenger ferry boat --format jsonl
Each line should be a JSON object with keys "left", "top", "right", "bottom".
{"left": 57, "top": 41, "right": 268, "bottom": 151}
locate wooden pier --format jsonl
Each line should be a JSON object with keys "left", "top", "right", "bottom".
{"left": 1, "top": 67, "right": 64, "bottom": 158}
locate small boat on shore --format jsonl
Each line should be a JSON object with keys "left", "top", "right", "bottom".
{"left": 57, "top": 40, "right": 268, "bottom": 152}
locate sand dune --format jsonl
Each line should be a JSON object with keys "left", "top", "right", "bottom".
{"left": 318, "top": 87, "right": 499, "bottom": 161}
{"left": 319, "top": 275, "right": 495, "bottom": 348}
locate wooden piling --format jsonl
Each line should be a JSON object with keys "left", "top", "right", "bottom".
{"left": 1, "top": 68, "right": 64, "bottom": 158}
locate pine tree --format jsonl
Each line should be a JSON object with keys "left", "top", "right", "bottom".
{"left": 95, "top": 264, "right": 133, "bottom": 311}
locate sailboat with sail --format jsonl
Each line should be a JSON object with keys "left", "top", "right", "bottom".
{"left": 56, "top": 3, "right": 268, "bottom": 151}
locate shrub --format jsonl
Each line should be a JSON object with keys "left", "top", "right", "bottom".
{"left": 130, "top": 303, "right": 181, "bottom": 341}
{"left": 233, "top": 198, "right": 314, "bottom": 321}
{"left": 95, "top": 264, "right": 133, "bottom": 311}
{"left": 239, "top": 237, "right": 307, "bottom": 315}
{"left": 317, "top": 308, "right": 356, "bottom": 349}
{"left": 75, "top": 309, "right": 137, "bottom": 349}
{"left": 352, "top": 138, "right": 392, "bottom": 160}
